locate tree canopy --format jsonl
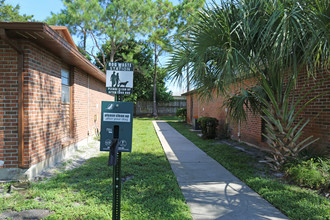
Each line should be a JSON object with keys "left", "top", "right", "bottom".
{"left": 47, "top": 0, "right": 153, "bottom": 71}
{"left": 47, "top": 0, "right": 101, "bottom": 51}
{"left": 46, "top": 0, "right": 204, "bottom": 107}
{"left": 0, "top": 0, "right": 34, "bottom": 21}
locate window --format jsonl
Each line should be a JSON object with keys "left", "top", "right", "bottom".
{"left": 61, "top": 69, "right": 70, "bottom": 103}
{"left": 61, "top": 68, "right": 72, "bottom": 140}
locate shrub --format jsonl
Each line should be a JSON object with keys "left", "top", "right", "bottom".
{"left": 285, "top": 157, "right": 329, "bottom": 190}
{"left": 176, "top": 108, "right": 187, "bottom": 121}
{"left": 197, "top": 117, "right": 218, "bottom": 139}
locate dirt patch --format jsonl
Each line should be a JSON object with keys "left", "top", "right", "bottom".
{"left": 0, "top": 141, "right": 102, "bottom": 218}
{"left": 33, "top": 141, "right": 101, "bottom": 182}
{"left": 218, "top": 139, "right": 284, "bottom": 178}
{"left": 0, "top": 209, "right": 53, "bottom": 220}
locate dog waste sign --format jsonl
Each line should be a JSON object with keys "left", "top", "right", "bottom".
{"left": 106, "top": 62, "right": 133, "bottom": 95}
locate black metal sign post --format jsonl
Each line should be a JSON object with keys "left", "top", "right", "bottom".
{"left": 112, "top": 151, "right": 121, "bottom": 219}
{"left": 107, "top": 136, "right": 121, "bottom": 220}
{"left": 102, "top": 63, "right": 133, "bottom": 220}
{"left": 106, "top": 136, "right": 121, "bottom": 220}
{"left": 112, "top": 95, "right": 121, "bottom": 220}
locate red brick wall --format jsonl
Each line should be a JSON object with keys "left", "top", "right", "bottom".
{"left": 23, "top": 41, "right": 63, "bottom": 167}
{"left": 0, "top": 39, "right": 114, "bottom": 169}
{"left": 186, "top": 95, "right": 192, "bottom": 124}
{"left": 0, "top": 40, "right": 19, "bottom": 168}
{"left": 72, "top": 69, "right": 113, "bottom": 143}
{"left": 186, "top": 72, "right": 329, "bottom": 152}
{"left": 88, "top": 75, "right": 110, "bottom": 136}
{"left": 186, "top": 92, "right": 263, "bottom": 146}
{"left": 236, "top": 111, "right": 263, "bottom": 146}
{"left": 294, "top": 69, "right": 330, "bottom": 153}
{"left": 72, "top": 69, "right": 89, "bottom": 143}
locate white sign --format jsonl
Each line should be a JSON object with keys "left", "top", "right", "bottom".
{"left": 106, "top": 62, "right": 133, "bottom": 95}
{"left": 103, "top": 113, "right": 131, "bottom": 122}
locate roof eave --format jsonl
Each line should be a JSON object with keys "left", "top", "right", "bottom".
{"left": 0, "top": 22, "right": 106, "bottom": 83}
{"left": 43, "top": 24, "right": 106, "bottom": 83}
{"left": 182, "top": 89, "right": 198, "bottom": 96}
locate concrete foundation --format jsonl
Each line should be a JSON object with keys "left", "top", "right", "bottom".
{"left": 0, "top": 137, "right": 95, "bottom": 181}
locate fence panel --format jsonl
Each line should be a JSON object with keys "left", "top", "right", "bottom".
{"left": 135, "top": 99, "right": 186, "bottom": 116}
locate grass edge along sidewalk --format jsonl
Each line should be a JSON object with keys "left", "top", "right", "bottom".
{"left": 168, "top": 121, "right": 329, "bottom": 220}
{"left": 0, "top": 118, "right": 192, "bottom": 220}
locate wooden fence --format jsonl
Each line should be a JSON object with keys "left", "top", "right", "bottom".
{"left": 135, "top": 99, "right": 186, "bottom": 116}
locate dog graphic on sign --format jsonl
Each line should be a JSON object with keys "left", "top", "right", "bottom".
{"left": 111, "top": 71, "right": 129, "bottom": 87}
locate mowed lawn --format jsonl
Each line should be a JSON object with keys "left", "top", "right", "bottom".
{"left": 0, "top": 118, "right": 192, "bottom": 219}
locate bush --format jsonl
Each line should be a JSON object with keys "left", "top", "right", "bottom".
{"left": 285, "top": 157, "right": 329, "bottom": 190}
{"left": 197, "top": 117, "right": 218, "bottom": 139}
{"left": 176, "top": 108, "right": 187, "bottom": 121}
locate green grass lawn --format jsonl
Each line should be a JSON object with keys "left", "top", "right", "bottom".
{"left": 0, "top": 118, "right": 192, "bottom": 219}
{"left": 168, "top": 121, "right": 330, "bottom": 220}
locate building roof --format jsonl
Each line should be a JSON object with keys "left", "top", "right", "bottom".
{"left": 173, "top": 95, "right": 187, "bottom": 100}
{"left": 181, "top": 89, "right": 198, "bottom": 96}
{"left": 50, "top": 26, "right": 78, "bottom": 51}
{"left": 0, "top": 22, "right": 106, "bottom": 83}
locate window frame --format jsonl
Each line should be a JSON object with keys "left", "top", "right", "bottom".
{"left": 61, "top": 68, "right": 70, "bottom": 104}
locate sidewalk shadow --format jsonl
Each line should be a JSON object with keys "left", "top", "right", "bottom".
{"left": 180, "top": 181, "right": 287, "bottom": 219}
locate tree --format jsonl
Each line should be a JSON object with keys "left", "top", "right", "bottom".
{"left": 148, "top": 0, "right": 178, "bottom": 117}
{"left": 98, "top": 0, "right": 153, "bottom": 64}
{"left": 168, "top": 0, "right": 329, "bottom": 169}
{"left": 47, "top": 0, "right": 152, "bottom": 71}
{"left": 0, "top": 0, "right": 34, "bottom": 21}
{"left": 170, "top": 0, "right": 205, "bottom": 92}
{"left": 46, "top": 0, "right": 101, "bottom": 51}
{"left": 96, "top": 39, "right": 173, "bottom": 102}
{"left": 130, "top": 66, "right": 173, "bottom": 102}
{"left": 175, "top": 0, "right": 205, "bottom": 33}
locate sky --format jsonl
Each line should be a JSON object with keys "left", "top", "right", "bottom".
{"left": 6, "top": 0, "right": 187, "bottom": 96}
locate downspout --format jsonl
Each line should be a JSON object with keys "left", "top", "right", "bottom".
{"left": 0, "top": 29, "right": 26, "bottom": 168}
{"left": 238, "top": 120, "right": 241, "bottom": 142}
{"left": 87, "top": 74, "right": 90, "bottom": 141}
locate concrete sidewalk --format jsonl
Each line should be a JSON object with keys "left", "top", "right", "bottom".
{"left": 153, "top": 121, "right": 288, "bottom": 220}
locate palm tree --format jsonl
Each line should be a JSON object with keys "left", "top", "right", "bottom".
{"left": 167, "top": 39, "right": 194, "bottom": 92}
{"left": 168, "top": 0, "right": 329, "bottom": 169}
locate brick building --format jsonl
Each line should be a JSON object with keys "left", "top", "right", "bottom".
{"left": 0, "top": 22, "right": 114, "bottom": 180}
{"left": 183, "top": 69, "right": 329, "bottom": 154}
